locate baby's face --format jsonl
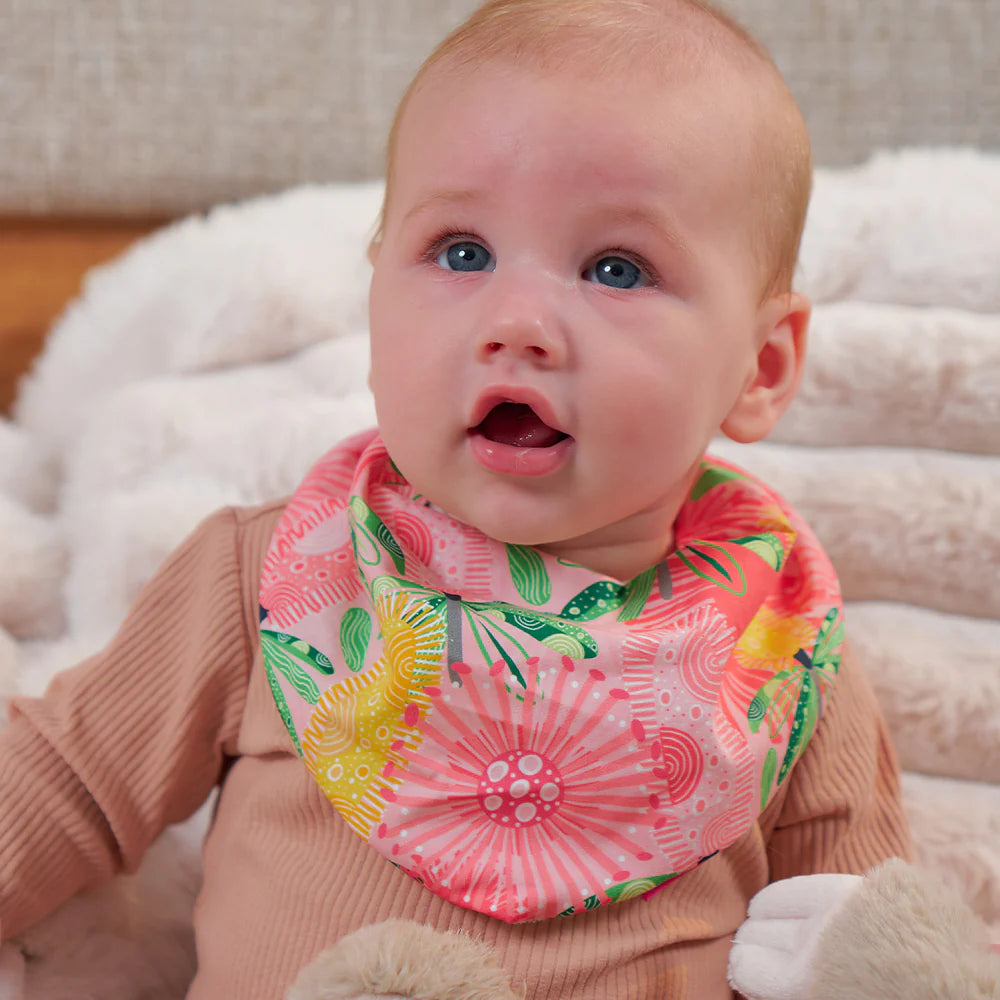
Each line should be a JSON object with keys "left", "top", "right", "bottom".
{"left": 369, "top": 59, "right": 775, "bottom": 579}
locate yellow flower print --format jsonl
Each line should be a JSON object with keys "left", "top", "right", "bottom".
{"left": 734, "top": 605, "right": 815, "bottom": 674}
{"left": 302, "top": 591, "right": 446, "bottom": 837}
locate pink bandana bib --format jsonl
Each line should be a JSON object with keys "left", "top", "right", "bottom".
{"left": 259, "top": 429, "right": 843, "bottom": 922}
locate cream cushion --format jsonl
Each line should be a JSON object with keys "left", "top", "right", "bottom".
{"left": 1, "top": 0, "right": 998, "bottom": 215}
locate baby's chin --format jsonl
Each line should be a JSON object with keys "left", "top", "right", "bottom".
{"left": 432, "top": 502, "right": 568, "bottom": 548}
{"left": 390, "top": 454, "right": 619, "bottom": 558}
{"left": 420, "top": 490, "right": 579, "bottom": 548}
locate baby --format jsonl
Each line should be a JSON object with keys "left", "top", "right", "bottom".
{"left": 0, "top": 1, "right": 910, "bottom": 998}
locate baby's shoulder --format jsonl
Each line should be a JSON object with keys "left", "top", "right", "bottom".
{"left": 181, "top": 500, "right": 290, "bottom": 595}
{"left": 228, "top": 498, "right": 290, "bottom": 532}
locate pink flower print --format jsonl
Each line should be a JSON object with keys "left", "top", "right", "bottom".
{"left": 679, "top": 463, "right": 792, "bottom": 546}
{"left": 375, "top": 656, "right": 663, "bottom": 920}
{"left": 627, "top": 568, "right": 713, "bottom": 629}
{"left": 621, "top": 602, "right": 736, "bottom": 737}
{"left": 354, "top": 437, "right": 393, "bottom": 483}
{"left": 280, "top": 438, "right": 366, "bottom": 529}
{"left": 717, "top": 659, "right": 780, "bottom": 735}
{"left": 363, "top": 492, "right": 444, "bottom": 591}
{"left": 651, "top": 727, "right": 704, "bottom": 804}
{"left": 698, "top": 716, "right": 755, "bottom": 856}
{"left": 385, "top": 508, "right": 436, "bottom": 568}
{"left": 456, "top": 528, "right": 494, "bottom": 602}
{"left": 644, "top": 717, "right": 756, "bottom": 867}
{"left": 672, "top": 603, "right": 738, "bottom": 702}
{"left": 620, "top": 632, "right": 662, "bottom": 735}
{"left": 260, "top": 498, "right": 362, "bottom": 631}
{"left": 778, "top": 536, "right": 842, "bottom": 610}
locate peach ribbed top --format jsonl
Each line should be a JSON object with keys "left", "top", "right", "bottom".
{"left": 1, "top": 504, "right": 911, "bottom": 999}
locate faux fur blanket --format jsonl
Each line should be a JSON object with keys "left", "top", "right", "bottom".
{"left": 0, "top": 148, "right": 997, "bottom": 999}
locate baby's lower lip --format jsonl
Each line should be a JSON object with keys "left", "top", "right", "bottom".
{"left": 467, "top": 431, "right": 574, "bottom": 477}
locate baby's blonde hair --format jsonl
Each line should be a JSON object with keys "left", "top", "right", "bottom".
{"left": 374, "top": 0, "right": 812, "bottom": 301}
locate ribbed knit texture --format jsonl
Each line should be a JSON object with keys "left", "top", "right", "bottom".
{"left": 1, "top": 503, "right": 912, "bottom": 999}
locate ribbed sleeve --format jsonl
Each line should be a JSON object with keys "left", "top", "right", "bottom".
{"left": 0, "top": 507, "right": 253, "bottom": 940}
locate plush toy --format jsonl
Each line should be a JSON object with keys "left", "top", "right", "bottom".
{"left": 286, "top": 918, "right": 524, "bottom": 1000}
{"left": 728, "top": 859, "right": 1000, "bottom": 1000}
{"left": 1, "top": 860, "right": 995, "bottom": 999}
{"left": 284, "top": 860, "right": 1000, "bottom": 1000}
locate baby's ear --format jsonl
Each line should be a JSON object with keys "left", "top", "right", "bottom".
{"left": 721, "top": 291, "right": 810, "bottom": 444}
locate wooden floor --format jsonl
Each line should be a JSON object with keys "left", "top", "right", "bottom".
{"left": 0, "top": 217, "right": 165, "bottom": 414}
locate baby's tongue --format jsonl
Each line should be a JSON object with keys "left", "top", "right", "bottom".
{"left": 477, "top": 403, "right": 566, "bottom": 448}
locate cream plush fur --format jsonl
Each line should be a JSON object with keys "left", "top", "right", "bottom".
{"left": 810, "top": 859, "right": 1000, "bottom": 1000}
{"left": 727, "top": 860, "right": 1000, "bottom": 999}
{"left": 287, "top": 920, "right": 525, "bottom": 1000}
{"left": 0, "top": 150, "right": 998, "bottom": 998}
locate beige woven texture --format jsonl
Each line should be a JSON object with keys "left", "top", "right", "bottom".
{"left": 1, "top": 0, "right": 998, "bottom": 216}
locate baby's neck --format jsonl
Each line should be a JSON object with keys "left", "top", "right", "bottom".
{"left": 537, "top": 528, "right": 675, "bottom": 584}
{"left": 534, "top": 464, "right": 704, "bottom": 581}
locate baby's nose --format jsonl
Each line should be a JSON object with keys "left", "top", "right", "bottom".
{"left": 476, "top": 299, "right": 568, "bottom": 367}
{"left": 481, "top": 329, "right": 549, "bottom": 360}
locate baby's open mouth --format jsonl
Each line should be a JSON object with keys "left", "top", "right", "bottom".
{"left": 472, "top": 402, "right": 569, "bottom": 448}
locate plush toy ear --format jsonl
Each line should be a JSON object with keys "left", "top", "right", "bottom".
{"left": 287, "top": 918, "right": 524, "bottom": 1000}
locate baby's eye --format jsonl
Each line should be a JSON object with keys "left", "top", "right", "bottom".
{"left": 435, "top": 241, "right": 495, "bottom": 272}
{"left": 584, "top": 255, "right": 650, "bottom": 289}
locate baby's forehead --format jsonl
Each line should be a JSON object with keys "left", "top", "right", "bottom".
{"left": 400, "top": 50, "right": 764, "bottom": 181}
{"left": 430, "top": 0, "right": 772, "bottom": 91}
{"left": 403, "top": 13, "right": 781, "bottom": 154}
{"left": 389, "top": 57, "right": 762, "bottom": 254}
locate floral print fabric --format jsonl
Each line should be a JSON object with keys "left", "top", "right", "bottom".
{"left": 259, "top": 430, "right": 843, "bottom": 923}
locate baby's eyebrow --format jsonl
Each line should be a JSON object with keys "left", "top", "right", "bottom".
{"left": 403, "top": 187, "right": 487, "bottom": 225}
{"left": 587, "top": 205, "right": 693, "bottom": 261}
{"left": 400, "top": 189, "right": 693, "bottom": 261}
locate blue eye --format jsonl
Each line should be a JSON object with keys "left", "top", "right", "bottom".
{"left": 436, "top": 241, "right": 495, "bottom": 272}
{"left": 586, "top": 255, "right": 648, "bottom": 289}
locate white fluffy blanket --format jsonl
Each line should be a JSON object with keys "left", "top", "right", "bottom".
{"left": 1, "top": 148, "right": 998, "bottom": 998}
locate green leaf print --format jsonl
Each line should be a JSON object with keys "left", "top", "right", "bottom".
{"left": 605, "top": 872, "right": 678, "bottom": 903}
{"left": 690, "top": 463, "right": 745, "bottom": 502}
{"left": 560, "top": 580, "right": 625, "bottom": 622}
{"left": 262, "top": 655, "right": 303, "bottom": 755}
{"left": 617, "top": 566, "right": 656, "bottom": 622}
{"left": 339, "top": 607, "right": 373, "bottom": 673}
{"left": 348, "top": 495, "right": 405, "bottom": 574}
{"left": 262, "top": 629, "right": 334, "bottom": 675}
{"left": 539, "top": 632, "right": 588, "bottom": 658}
{"left": 777, "top": 670, "right": 819, "bottom": 785}
{"left": 677, "top": 542, "right": 748, "bottom": 596}
{"left": 747, "top": 688, "right": 768, "bottom": 734}
{"left": 489, "top": 605, "right": 599, "bottom": 659}
{"left": 506, "top": 544, "right": 553, "bottom": 605}
{"left": 368, "top": 573, "right": 402, "bottom": 600}
{"left": 261, "top": 632, "right": 322, "bottom": 704}
{"left": 732, "top": 533, "right": 785, "bottom": 571}
{"left": 468, "top": 608, "right": 527, "bottom": 689}
{"left": 760, "top": 746, "right": 777, "bottom": 809}
{"left": 747, "top": 609, "right": 842, "bottom": 786}
{"left": 812, "top": 607, "right": 844, "bottom": 674}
